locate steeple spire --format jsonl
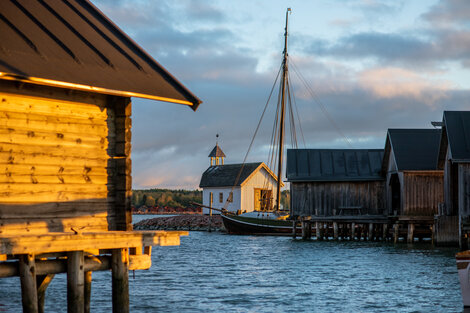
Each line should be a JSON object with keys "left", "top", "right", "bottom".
{"left": 208, "top": 134, "right": 226, "bottom": 166}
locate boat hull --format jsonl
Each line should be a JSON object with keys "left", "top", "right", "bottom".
{"left": 221, "top": 214, "right": 299, "bottom": 236}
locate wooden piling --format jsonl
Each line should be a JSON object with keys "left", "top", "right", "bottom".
{"left": 112, "top": 248, "right": 129, "bottom": 313}
{"left": 85, "top": 271, "right": 92, "bottom": 313}
{"left": 351, "top": 223, "right": 355, "bottom": 240}
{"left": 333, "top": 222, "right": 339, "bottom": 240}
{"left": 407, "top": 223, "right": 415, "bottom": 244}
{"left": 394, "top": 224, "right": 399, "bottom": 243}
{"left": 302, "top": 220, "right": 311, "bottom": 240}
{"left": 19, "top": 254, "right": 38, "bottom": 313}
{"left": 67, "top": 251, "right": 85, "bottom": 313}
{"left": 368, "top": 223, "right": 374, "bottom": 241}
{"left": 383, "top": 224, "right": 388, "bottom": 241}
{"left": 37, "top": 274, "right": 54, "bottom": 313}
{"left": 292, "top": 220, "right": 297, "bottom": 239}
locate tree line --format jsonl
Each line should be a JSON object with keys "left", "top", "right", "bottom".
{"left": 132, "top": 189, "right": 202, "bottom": 208}
{"left": 132, "top": 189, "right": 290, "bottom": 209}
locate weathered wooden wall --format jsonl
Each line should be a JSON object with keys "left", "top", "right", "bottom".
{"left": 459, "top": 163, "right": 470, "bottom": 222}
{"left": 291, "top": 181, "right": 385, "bottom": 216}
{"left": 0, "top": 81, "right": 132, "bottom": 235}
{"left": 401, "top": 171, "right": 443, "bottom": 216}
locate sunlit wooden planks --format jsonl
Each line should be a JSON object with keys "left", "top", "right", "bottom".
{"left": 0, "top": 214, "right": 109, "bottom": 235}
{"left": 0, "top": 88, "right": 116, "bottom": 235}
{"left": 0, "top": 231, "right": 189, "bottom": 255}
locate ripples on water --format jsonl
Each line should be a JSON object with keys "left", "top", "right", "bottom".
{"left": 0, "top": 225, "right": 464, "bottom": 312}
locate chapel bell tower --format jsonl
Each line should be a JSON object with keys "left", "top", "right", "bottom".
{"left": 208, "top": 134, "right": 225, "bottom": 166}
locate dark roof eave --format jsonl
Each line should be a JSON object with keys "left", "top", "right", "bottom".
{"left": 0, "top": 73, "right": 202, "bottom": 110}
{"left": 287, "top": 177, "right": 385, "bottom": 183}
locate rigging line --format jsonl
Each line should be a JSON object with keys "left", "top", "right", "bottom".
{"left": 288, "top": 72, "right": 306, "bottom": 148}
{"left": 222, "top": 64, "right": 283, "bottom": 211}
{"left": 286, "top": 77, "right": 298, "bottom": 149}
{"left": 290, "top": 60, "right": 354, "bottom": 148}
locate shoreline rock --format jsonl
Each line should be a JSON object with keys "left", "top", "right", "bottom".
{"left": 133, "top": 215, "right": 225, "bottom": 232}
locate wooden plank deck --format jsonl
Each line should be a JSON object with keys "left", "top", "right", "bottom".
{"left": 0, "top": 230, "right": 188, "bottom": 255}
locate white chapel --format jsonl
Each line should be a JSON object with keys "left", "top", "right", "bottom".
{"left": 199, "top": 143, "right": 282, "bottom": 215}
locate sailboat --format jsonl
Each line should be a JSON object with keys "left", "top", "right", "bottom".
{"left": 219, "top": 8, "right": 300, "bottom": 235}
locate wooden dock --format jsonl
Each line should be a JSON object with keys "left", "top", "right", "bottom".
{"left": 294, "top": 215, "right": 434, "bottom": 243}
{"left": 0, "top": 230, "right": 187, "bottom": 313}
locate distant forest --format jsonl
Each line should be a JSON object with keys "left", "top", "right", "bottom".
{"left": 132, "top": 189, "right": 290, "bottom": 209}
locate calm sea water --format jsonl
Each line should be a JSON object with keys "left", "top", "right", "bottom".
{"left": 0, "top": 215, "right": 464, "bottom": 312}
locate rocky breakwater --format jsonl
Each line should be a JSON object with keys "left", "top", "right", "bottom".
{"left": 133, "top": 215, "right": 225, "bottom": 232}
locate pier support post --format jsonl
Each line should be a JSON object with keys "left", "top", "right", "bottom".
{"left": 368, "top": 223, "right": 374, "bottom": 241}
{"left": 383, "top": 224, "right": 388, "bottom": 241}
{"left": 292, "top": 220, "right": 297, "bottom": 239}
{"left": 394, "top": 224, "right": 399, "bottom": 244}
{"left": 407, "top": 223, "right": 415, "bottom": 244}
{"left": 431, "top": 225, "right": 434, "bottom": 245}
{"left": 84, "top": 271, "right": 92, "bottom": 313}
{"left": 302, "top": 220, "right": 311, "bottom": 240}
{"left": 333, "top": 222, "right": 339, "bottom": 240}
{"left": 19, "top": 254, "right": 38, "bottom": 313}
{"left": 112, "top": 248, "right": 129, "bottom": 313}
{"left": 351, "top": 223, "right": 355, "bottom": 240}
{"left": 67, "top": 251, "right": 85, "bottom": 313}
{"left": 37, "top": 274, "right": 54, "bottom": 313}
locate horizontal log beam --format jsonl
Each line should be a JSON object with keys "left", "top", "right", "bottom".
{"left": 0, "top": 230, "right": 188, "bottom": 255}
{"left": 0, "top": 253, "right": 155, "bottom": 278}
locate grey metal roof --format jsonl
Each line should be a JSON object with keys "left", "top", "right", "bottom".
{"left": 386, "top": 129, "right": 441, "bottom": 171}
{"left": 208, "top": 144, "right": 226, "bottom": 158}
{"left": 0, "top": 0, "right": 201, "bottom": 109}
{"left": 199, "top": 162, "right": 262, "bottom": 188}
{"left": 286, "top": 149, "right": 384, "bottom": 182}
{"left": 441, "top": 111, "right": 470, "bottom": 162}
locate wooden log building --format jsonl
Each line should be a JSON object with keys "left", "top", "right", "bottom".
{"left": 437, "top": 111, "right": 470, "bottom": 248}
{"left": 287, "top": 149, "right": 387, "bottom": 240}
{"left": 0, "top": 1, "right": 201, "bottom": 312}
{"left": 382, "top": 129, "right": 443, "bottom": 242}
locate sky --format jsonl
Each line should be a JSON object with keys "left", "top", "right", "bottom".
{"left": 93, "top": 0, "right": 470, "bottom": 190}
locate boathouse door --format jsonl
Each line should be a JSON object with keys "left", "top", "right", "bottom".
{"left": 390, "top": 174, "right": 401, "bottom": 215}
{"left": 254, "top": 189, "right": 272, "bottom": 211}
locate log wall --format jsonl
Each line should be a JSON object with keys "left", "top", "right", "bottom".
{"left": 402, "top": 171, "right": 443, "bottom": 216}
{"left": 0, "top": 81, "right": 132, "bottom": 235}
{"left": 291, "top": 181, "right": 385, "bottom": 217}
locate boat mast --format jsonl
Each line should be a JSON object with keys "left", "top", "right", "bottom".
{"left": 276, "top": 8, "right": 290, "bottom": 211}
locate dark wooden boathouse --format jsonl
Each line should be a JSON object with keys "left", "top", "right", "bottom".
{"left": 287, "top": 149, "right": 386, "bottom": 240}
{"left": 437, "top": 111, "right": 470, "bottom": 248}
{"left": 382, "top": 129, "right": 443, "bottom": 243}
{"left": 0, "top": 0, "right": 201, "bottom": 312}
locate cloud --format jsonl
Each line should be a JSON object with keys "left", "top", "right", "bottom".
{"left": 91, "top": 0, "right": 470, "bottom": 189}
{"left": 423, "top": 0, "right": 470, "bottom": 28}
{"left": 358, "top": 67, "right": 451, "bottom": 103}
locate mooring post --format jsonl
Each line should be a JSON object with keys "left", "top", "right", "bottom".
{"left": 407, "top": 223, "right": 415, "bottom": 244}
{"left": 84, "top": 271, "right": 92, "bottom": 313}
{"left": 67, "top": 251, "right": 85, "bottom": 313}
{"left": 351, "top": 223, "right": 355, "bottom": 240}
{"left": 315, "top": 222, "right": 320, "bottom": 240}
{"left": 333, "top": 222, "right": 339, "bottom": 240}
{"left": 368, "top": 223, "right": 374, "bottom": 241}
{"left": 112, "top": 248, "right": 129, "bottom": 313}
{"left": 19, "top": 254, "right": 38, "bottom": 313}
{"left": 394, "top": 224, "right": 399, "bottom": 243}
